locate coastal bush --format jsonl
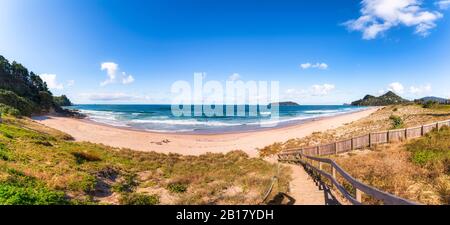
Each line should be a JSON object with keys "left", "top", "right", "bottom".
{"left": 0, "top": 143, "right": 11, "bottom": 161}
{"left": 0, "top": 89, "right": 36, "bottom": 116}
{"left": 72, "top": 151, "right": 102, "bottom": 164}
{"left": 389, "top": 115, "right": 404, "bottom": 129}
{"left": 53, "top": 95, "right": 72, "bottom": 107}
{"left": 423, "top": 100, "right": 439, "bottom": 109}
{"left": 0, "top": 103, "right": 20, "bottom": 117}
{"left": 407, "top": 126, "right": 450, "bottom": 170}
{"left": 119, "top": 193, "right": 159, "bottom": 205}
{"left": 0, "top": 169, "right": 68, "bottom": 205}
{"left": 167, "top": 182, "right": 188, "bottom": 193}
{"left": 112, "top": 174, "right": 138, "bottom": 193}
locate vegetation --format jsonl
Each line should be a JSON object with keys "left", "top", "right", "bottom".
{"left": 389, "top": 115, "right": 404, "bottom": 129}
{"left": 0, "top": 90, "right": 36, "bottom": 116}
{"left": 351, "top": 91, "right": 410, "bottom": 106}
{"left": 167, "top": 182, "right": 188, "bottom": 193}
{"left": 422, "top": 100, "right": 439, "bottom": 109}
{"left": 119, "top": 193, "right": 159, "bottom": 205}
{"left": 407, "top": 127, "right": 450, "bottom": 169}
{"left": 269, "top": 101, "right": 300, "bottom": 106}
{"left": 333, "top": 127, "right": 450, "bottom": 205}
{"left": 415, "top": 96, "right": 450, "bottom": 105}
{"left": 0, "top": 116, "right": 289, "bottom": 205}
{"left": 0, "top": 104, "right": 21, "bottom": 117}
{"left": 0, "top": 55, "right": 72, "bottom": 116}
{"left": 53, "top": 95, "right": 72, "bottom": 107}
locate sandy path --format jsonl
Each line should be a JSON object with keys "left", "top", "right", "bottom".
{"left": 33, "top": 108, "right": 378, "bottom": 157}
{"left": 286, "top": 164, "right": 326, "bottom": 205}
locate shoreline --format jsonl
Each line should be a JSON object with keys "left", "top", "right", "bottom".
{"left": 33, "top": 107, "right": 380, "bottom": 157}
{"left": 72, "top": 106, "right": 371, "bottom": 136}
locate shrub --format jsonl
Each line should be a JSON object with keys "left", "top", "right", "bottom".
{"left": 112, "top": 174, "right": 138, "bottom": 193}
{"left": 72, "top": 151, "right": 101, "bottom": 164}
{"left": 389, "top": 115, "right": 404, "bottom": 129}
{"left": 0, "top": 169, "right": 68, "bottom": 205}
{"left": 0, "top": 103, "right": 20, "bottom": 117}
{"left": 0, "top": 143, "right": 11, "bottom": 161}
{"left": 53, "top": 95, "right": 72, "bottom": 107}
{"left": 0, "top": 89, "right": 36, "bottom": 116}
{"left": 0, "top": 184, "right": 68, "bottom": 205}
{"left": 407, "top": 126, "right": 450, "bottom": 168}
{"left": 423, "top": 100, "right": 439, "bottom": 109}
{"left": 119, "top": 193, "right": 159, "bottom": 205}
{"left": 167, "top": 182, "right": 188, "bottom": 193}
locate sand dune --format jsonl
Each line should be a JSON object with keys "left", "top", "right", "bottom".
{"left": 34, "top": 107, "right": 379, "bottom": 157}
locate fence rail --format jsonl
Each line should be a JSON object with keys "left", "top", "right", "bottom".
{"left": 282, "top": 119, "right": 450, "bottom": 157}
{"left": 277, "top": 119, "right": 450, "bottom": 205}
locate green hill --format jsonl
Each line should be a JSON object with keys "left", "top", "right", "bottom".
{"left": 351, "top": 91, "right": 410, "bottom": 106}
{"left": 0, "top": 55, "right": 71, "bottom": 116}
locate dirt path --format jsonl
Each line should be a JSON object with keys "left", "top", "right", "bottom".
{"left": 285, "top": 164, "right": 333, "bottom": 205}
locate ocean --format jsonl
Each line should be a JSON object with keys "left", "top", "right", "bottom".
{"left": 67, "top": 105, "right": 367, "bottom": 134}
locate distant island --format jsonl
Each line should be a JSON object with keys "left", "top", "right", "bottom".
{"left": 351, "top": 91, "right": 409, "bottom": 106}
{"left": 269, "top": 101, "right": 300, "bottom": 106}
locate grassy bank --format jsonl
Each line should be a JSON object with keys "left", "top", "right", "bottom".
{"left": 333, "top": 127, "right": 449, "bottom": 205}
{"left": 0, "top": 117, "right": 290, "bottom": 205}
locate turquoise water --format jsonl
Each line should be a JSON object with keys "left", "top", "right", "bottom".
{"left": 68, "top": 105, "right": 366, "bottom": 134}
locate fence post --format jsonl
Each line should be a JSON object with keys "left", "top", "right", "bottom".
{"left": 335, "top": 142, "right": 338, "bottom": 155}
{"left": 405, "top": 128, "right": 408, "bottom": 140}
{"left": 351, "top": 138, "right": 354, "bottom": 150}
{"left": 436, "top": 122, "right": 439, "bottom": 130}
{"left": 387, "top": 131, "right": 390, "bottom": 143}
{"left": 369, "top": 133, "right": 372, "bottom": 148}
{"left": 331, "top": 166, "right": 336, "bottom": 188}
{"left": 356, "top": 189, "right": 362, "bottom": 203}
{"left": 421, "top": 125, "right": 424, "bottom": 136}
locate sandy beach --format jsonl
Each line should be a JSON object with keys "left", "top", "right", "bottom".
{"left": 33, "top": 107, "right": 379, "bottom": 157}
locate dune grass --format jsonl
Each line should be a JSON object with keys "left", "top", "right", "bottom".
{"left": 332, "top": 127, "right": 449, "bottom": 205}
{"left": 0, "top": 117, "right": 289, "bottom": 205}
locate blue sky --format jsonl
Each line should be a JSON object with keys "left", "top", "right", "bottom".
{"left": 1, "top": 0, "right": 449, "bottom": 104}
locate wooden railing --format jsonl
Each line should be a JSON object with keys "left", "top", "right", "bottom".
{"left": 278, "top": 152, "right": 418, "bottom": 205}
{"left": 277, "top": 119, "right": 450, "bottom": 205}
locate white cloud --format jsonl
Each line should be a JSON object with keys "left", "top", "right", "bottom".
{"left": 311, "top": 84, "right": 335, "bottom": 96}
{"left": 67, "top": 80, "right": 75, "bottom": 87}
{"left": 100, "top": 62, "right": 134, "bottom": 86}
{"left": 344, "top": 0, "right": 443, "bottom": 39}
{"left": 436, "top": 0, "right": 450, "bottom": 9}
{"left": 121, "top": 72, "right": 135, "bottom": 84}
{"left": 100, "top": 62, "right": 118, "bottom": 86}
{"left": 300, "top": 63, "right": 312, "bottom": 69}
{"left": 409, "top": 84, "right": 432, "bottom": 95}
{"left": 388, "top": 82, "right": 405, "bottom": 94}
{"left": 228, "top": 73, "right": 241, "bottom": 81}
{"left": 283, "top": 84, "right": 336, "bottom": 100}
{"left": 39, "top": 74, "right": 64, "bottom": 90}
{"left": 80, "top": 92, "right": 141, "bottom": 101}
{"left": 300, "top": 62, "right": 328, "bottom": 70}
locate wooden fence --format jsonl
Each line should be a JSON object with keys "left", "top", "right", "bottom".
{"left": 278, "top": 152, "right": 418, "bottom": 205}
{"left": 283, "top": 119, "right": 450, "bottom": 157}
{"left": 277, "top": 119, "right": 450, "bottom": 205}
